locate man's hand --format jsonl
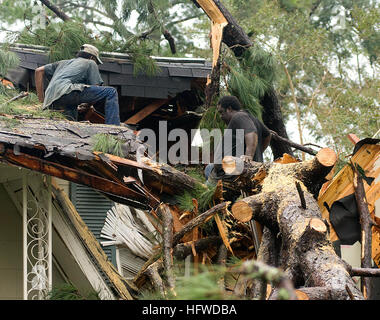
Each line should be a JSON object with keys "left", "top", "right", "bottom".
{"left": 244, "top": 131, "right": 258, "bottom": 161}
{"left": 240, "top": 155, "right": 253, "bottom": 162}
{"left": 77, "top": 103, "right": 92, "bottom": 113}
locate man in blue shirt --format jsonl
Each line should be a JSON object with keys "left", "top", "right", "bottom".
{"left": 35, "top": 44, "right": 120, "bottom": 125}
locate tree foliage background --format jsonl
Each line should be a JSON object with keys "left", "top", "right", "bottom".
{"left": 224, "top": 0, "right": 379, "bottom": 159}
{"left": 0, "top": 0, "right": 379, "bottom": 160}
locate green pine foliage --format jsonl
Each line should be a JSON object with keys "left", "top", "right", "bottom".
{"left": 0, "top": 89, "right": 65, "bottom": 121}
{"left": 173, "top": 266, "right": 229, "bottom": 300}
{"left": 0, "top": 48, "right": 20, "bottom": 77}
{"left": 121, "top": 39, "right": 160, "bottom": 76}
{"left": 47, "top": 283, "right": 100, "bottom": 300}
{"left": 199, "top": 106, "right": 225, "bottom": 132}
{"left": 175, "top": 182, "right": 216, "bottom": 213}
{"left": 224, "top": 44, "right": 278, "bottom": 119}
{"left": 139, "top": 258, "right": 294, "bottom": 300}
{"left": 92, "top": 133, "right": 126, "bottom": 158}
{"left": 17, "top": 19, "right": 160, "bottom": 75}
{"left": 18, "top": 21, "right": 97, "bottom": 62}
{"left": 172, "top": 164, "right": 218, "bottom": 213}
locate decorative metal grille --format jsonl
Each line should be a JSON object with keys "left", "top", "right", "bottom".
{"left": 23, "top": 174, "right": 52, "bottom": 300}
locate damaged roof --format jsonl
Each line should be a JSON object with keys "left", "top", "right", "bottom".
{"left": 0, "top": 116, "right": 199, "bottom": 211}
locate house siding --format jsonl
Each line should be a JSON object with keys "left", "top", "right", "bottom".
{"left": 70, "top": 183, "right": 117, "bottom": 267}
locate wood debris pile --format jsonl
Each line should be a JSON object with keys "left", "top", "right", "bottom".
{"left": 129, "top": 146, "right": 379, "bottom": 300}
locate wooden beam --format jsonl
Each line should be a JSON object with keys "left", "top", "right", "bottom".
{"left": 93, "top": 152, "right": 151, "bottom": 171}
{"left": 125, "top": 99, "right": 169, "bottom": 124}
{"left": 348, "top": 133, "right": 360, "bottom": 145}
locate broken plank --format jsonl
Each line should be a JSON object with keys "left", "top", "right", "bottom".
{"left": 214, "top": 213, "right": 233, "bottom": 254}
{"left": 125, "top": 99, "right": 169, "bottom": 124}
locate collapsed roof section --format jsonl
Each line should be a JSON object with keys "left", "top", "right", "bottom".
{"left": 0, "top": 116, "right": 201, "bottom": 211}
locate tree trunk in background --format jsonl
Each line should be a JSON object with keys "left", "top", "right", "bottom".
{"left": 261, "top": 89, "right": 294, "bottom": 158}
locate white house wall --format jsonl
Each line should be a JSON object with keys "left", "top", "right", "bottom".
{"left": 0, "top": 184, "right": 22, "bottom": 299}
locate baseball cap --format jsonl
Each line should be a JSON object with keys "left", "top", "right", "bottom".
{"left": 80, "top": 44, "right": 103, "bottom": 64}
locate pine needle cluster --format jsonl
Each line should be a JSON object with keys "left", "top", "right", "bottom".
{"left": 120, "top": 39, "right": 160, "bottom": 76}
{"left": 17, "top": 19, "right": 159, "bottom": 75}
{"left": 18, "top": 21, "right": 93, "bottom": 62}
{"left": 92, "top": 133, "right": 126, "bottom": 158}
{"left": 47, "top": 283, "right": 100, "bottom": 300}
{"left": 224, "top": 44, "right": 278, "bottom": 119}
{"left": 175, "top": 182, "right": 216, "bottom": 213}
{"left": 0, "top": 89, "right": 65, "bottom": 121}
{"left": 173, "top": 266, "right": 229, "bottom": 300}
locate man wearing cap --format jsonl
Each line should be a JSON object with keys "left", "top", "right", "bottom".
{"left": 35, "top": 44, "right": 120, "bottom": 125}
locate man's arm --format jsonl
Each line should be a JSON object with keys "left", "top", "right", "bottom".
{"left": 244, "top": 131, "right": 258, "bottom": 160}
{"left": 262, "top": 132, "right": 271, "bottom": 152}
{"left": 35, "top": 66, "right": 45, "bottom": 102}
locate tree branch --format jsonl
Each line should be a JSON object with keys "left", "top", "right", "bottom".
{"left": 269, "top": 129, "right": 317, "bottom": 156}
{"left": 39, "top": 0, "right": 70, "bottom": 21}
{"left": 172, "top": 202, "right": 230, "bottom": 246}
{"left": 148, "top": 0, "right": 176, "bottom": 54}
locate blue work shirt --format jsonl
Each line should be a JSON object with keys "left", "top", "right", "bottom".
{"left": 42, "top": 57, "right": 103, "bottom": 109}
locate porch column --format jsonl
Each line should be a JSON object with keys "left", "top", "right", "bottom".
{"left": 23, "top": 173, "right": 53, "bottom": 300}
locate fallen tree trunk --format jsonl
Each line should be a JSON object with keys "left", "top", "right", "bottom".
{"left": 223, "top": 147, "right": 336, "bottom": 201}
{"left": 228, "top": 148, "right": 364, "bottom": 300}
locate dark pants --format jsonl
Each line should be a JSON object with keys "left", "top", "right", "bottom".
{"left": 52, "top": 86, "right": 120, "bottom": 125}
